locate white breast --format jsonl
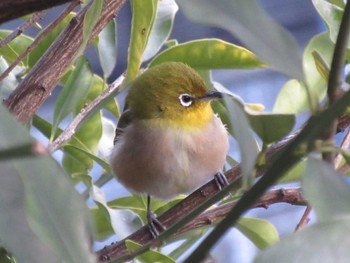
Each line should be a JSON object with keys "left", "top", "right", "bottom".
{"left": 111, "top": 115, "right": 229, "bottom": 199}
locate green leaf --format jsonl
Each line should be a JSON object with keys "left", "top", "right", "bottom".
{"left": 273, "top": 79, "right": 312, "bottom": 114}
{"left": 0, "top": 56, "right": 23, "bottom": 99}
{"left": 303, "top": 158, "right": 350, "bottom": 222}
{"left": 33, "top": 114, "right": 95, "bottom": 154}
{"left": 237, "top": 217, "right": 279, "bottom": 249}
{"left": 277, "top": 159, "right": 306, "bottom": 184}
{"left": 123, "top": 0, "right": 157, "bottom": 87}
{"left": 0, "top": 30, "right": 33, "bottom": 66}
{"left": 60, "top": 72, "right": 106, "bottom": 176}
{"left": 0, "top": 161, "right": 61, "bottom": 263}
{"left": 125, "top": 240, "right": 176, "bottom": 263}
{"left": 303, "top": 33, "right": 334, "bottom": 110}
{"left": 63, "top": 144, "right": 111, "bottom": 173}
{"left": 142, "top": 0, "right": 179, "bottom": 62}
{"left": 223, "top": 96, "right": 258, "bottom": 188}
{"left": 92, "top": 75, "right": 120, "bottom": 117}
{"left": 90, "top": 206, "right": 114, "bottom": 241}
{"left": 82, "top": 0, "right": 103, "bottom": 52}
{"left": 0, "top": 104, "right": 95, "bottom": 263}
{"left": 97, "top": 19, "right": 117, "bottom": 78}
{"left": 329, "top": 0, "right": 345, "bottom": 8}
{"left": 248, "top": 111, "right": 295, "bottom": 144}
{"left": 18, "top": 157, "right": 95, "bottom": 263}
{"left": 256, "top": 158, "right": 350, "bottom": 262}
{"left": 108, "top": 194, "right": 183, "bottom": 225}
{"left": 108, "top": 195, "right": 148, "bottom": 213}
{"left": 165, "top": 39, "right": 178, "bottom": 47}
{"left": 254, "top": 132, "right": 350, "bottom": 263}
{"left": 62, "top": 111, "right": 102, "bottom": 175}
{"left": 312, "top": 0, "right": 344, "bottom": 45}
{"left": 63, "top": 144, "right": 112, "bottom": 171}
{"left": 254, "top": 220, "right": 350, "bottom": 263}
{"left": 177, "top": 0, "right": 303, "bottom": 80}
{"left": 28, "top": 13, "right": 76, "bottom": 67}
{"left": 149, "top": 38, "right": 265, "bottom": 69}
{"left": 51, "top": 56, "right": 93, "bottom": 140}
{"left": 312, "top": 50, "right": 330, "bottom": 81}
{"left": 90, "top": 184, "right": 141, "bottom": 238}
{"left": 0, "top": 105, "right": 32, "bottom": 152}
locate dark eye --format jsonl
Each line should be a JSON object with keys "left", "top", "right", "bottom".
{"left": 178, "top": 93, "right": 194, "bottom": 107}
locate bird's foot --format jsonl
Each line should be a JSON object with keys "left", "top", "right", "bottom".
{"left": 147, "top": 211, "right": 166, "bottom": 238}
{"left": 214, "top": 171, "right": 229, "bottom": 190}
{"left": 214, "top": 172, "right": 233, "bottom": 197}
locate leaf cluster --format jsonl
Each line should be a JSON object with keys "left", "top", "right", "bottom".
{"left": 1, "top": 0, "right": 350, "bottom": 263}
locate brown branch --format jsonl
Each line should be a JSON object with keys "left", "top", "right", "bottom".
{"left": 0, "top": 0, "right": 72, "bottom": 24}
{"left": 295, "top": 205, "right": 312, "bottom": 231}
{"left": 0, "top": 11, "right": 46, "bottom": 49}
{"left": 179, "top": 188, "right": 305, "bottom": 235}
{"left": 4, "top": 0, "right": 127, "bottom": 124}
{"left": 97, "top": 166, "right": 242, "bottom": 262}
{"left": 0, "top": 1, "right": 79, "bottom": 81}
{"left": 97, "top": 187, "right": 305, "bottom": 262}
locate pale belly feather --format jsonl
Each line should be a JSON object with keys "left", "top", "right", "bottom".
{"left": 111, "top": 115, "right": 228, "bottom": 199}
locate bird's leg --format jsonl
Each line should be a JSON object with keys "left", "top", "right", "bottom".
{"left": 214, "top": 171, "right": 229, "bottom": 190}
{"left": 146, "top": 195, "right": 166, "bottom": 238}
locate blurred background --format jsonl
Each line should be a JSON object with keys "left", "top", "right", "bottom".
{"left": 1, "top": 0, "right": 324, "bottom": 262}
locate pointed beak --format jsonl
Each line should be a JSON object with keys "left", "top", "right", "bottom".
{"left": 198, "top": 90, "right": 224, "bottom": 101}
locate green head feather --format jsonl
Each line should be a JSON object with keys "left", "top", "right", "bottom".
{"left": 125, "top": 62, "right": 216, "bottom": 130}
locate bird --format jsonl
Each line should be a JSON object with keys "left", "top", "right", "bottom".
{"left": 110, "top": 62, "right": 229, "bottom": 237}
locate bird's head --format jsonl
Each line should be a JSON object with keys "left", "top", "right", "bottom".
{"left": 126, "top": 62, "right": 224, "bottom": 130}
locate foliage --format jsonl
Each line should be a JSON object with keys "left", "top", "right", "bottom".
{"left": 1, "top": 0, "right": 350, "bottom": 262}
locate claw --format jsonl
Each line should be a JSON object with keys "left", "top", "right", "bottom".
{"left": 147, "top": 195, "right": 166, "bottom": 238}
{"left": 214, "top": 171, "right": 229, "bottom": 190}
{"left": 147, "top": 210, "right": 166, "bottom": 238}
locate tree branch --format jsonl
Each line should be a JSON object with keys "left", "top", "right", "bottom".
{"left": 179, "top": 188, "right": 305, "bottom": 235}
{"left": 0, "top": 11, "right": 46, "bottom": 49}
{"left": 0, "top": 1, "right": 79, "bottom": 81}
{"left": 295, "top": 205, "right": 312, "bottom": 232}
{"left": 0, "top": 0, "right": 71, "bottom": 24}
{"left": 97, "top": 187, "right": 306, "bottom": 262}
{"left": 4, "top": 0, "right": 126, "bottom": 124}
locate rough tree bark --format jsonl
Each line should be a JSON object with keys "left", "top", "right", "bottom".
{"left": 4, "top": 0, "right": 126, "bottom": 124}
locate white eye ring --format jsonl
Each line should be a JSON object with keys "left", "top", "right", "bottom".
{"left": 179, "top": 93, "right": 194, "bottom": 107}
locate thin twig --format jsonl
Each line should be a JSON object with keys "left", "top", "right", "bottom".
{"left": 48, "top": 74, "right": 125, "bottom": 152}
{"left": 295, "top": 205, "right": 312, "bottom": 231}
{"left": 0, "top": 0, "right": 80, "bottom": 81}
{"left": 0, "top": 11, "right": 46, "bottom": 49}
{"left": 179, "top": 188, "right": 305, "bottom": 235}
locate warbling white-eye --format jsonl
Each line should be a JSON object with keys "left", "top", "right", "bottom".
{"left": 111, "top": 62, "right": 229, "bottom": 237}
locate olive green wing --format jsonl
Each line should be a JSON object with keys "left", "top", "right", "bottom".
{"left": 114, "top": 106, "right": 133, "bottom": 145}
